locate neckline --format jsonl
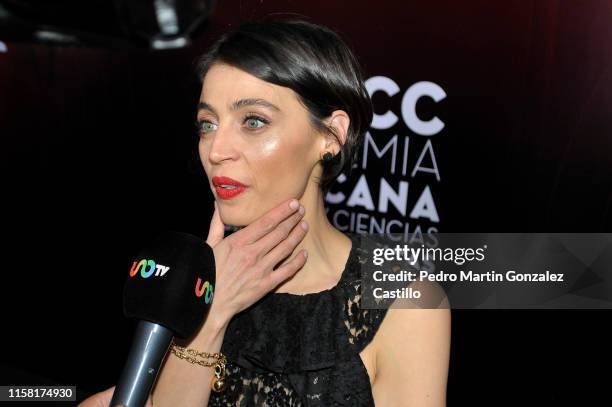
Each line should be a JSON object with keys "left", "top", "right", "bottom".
{"left": 271, "top": 233, "right": 359, "bottom": 298}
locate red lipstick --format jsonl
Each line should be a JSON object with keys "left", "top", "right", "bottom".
{"left": 212, "top": 176, "right": 249, "bottom": 200}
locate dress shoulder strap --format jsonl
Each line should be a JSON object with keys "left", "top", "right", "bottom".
{"left": 337, "top": 233, "right": 394, "bottom": 355}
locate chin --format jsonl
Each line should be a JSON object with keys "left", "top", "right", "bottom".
{"left": 218, "top": 206, "right": 252, "bottom": 228}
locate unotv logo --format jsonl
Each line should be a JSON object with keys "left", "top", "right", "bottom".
{"left": 129, "top": 258, "right": 214, "bottom": 304}
{"left": 195, "top": 278, "right": 214, "bottom": 304}
{"left": 129, "top": 259, "right": 170, "bottom": 278}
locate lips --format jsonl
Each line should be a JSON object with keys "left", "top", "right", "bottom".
{"left": 212, "top": 176, "right": 248, "bottom": 188}
{"left": 212, "top": 176, "right": 249, "bottom": 200}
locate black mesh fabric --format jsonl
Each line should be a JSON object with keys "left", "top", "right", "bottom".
{"left": 208, "top": 233, "right": 391, "bottom": 406}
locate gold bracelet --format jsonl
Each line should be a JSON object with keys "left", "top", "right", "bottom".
{"left": 170, "top": 340, "right": 227, "bottom": 393}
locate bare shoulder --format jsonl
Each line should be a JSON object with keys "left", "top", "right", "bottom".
{"left": 370, "top": 280, "right": 451, "bottom": 407}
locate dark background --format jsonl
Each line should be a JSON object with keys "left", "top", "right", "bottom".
{"left": 1, "top": 0, "right": 611, "bottom": 405}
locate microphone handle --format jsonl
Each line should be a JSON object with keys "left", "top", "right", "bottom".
{"left": 110, "top": 320, "right": 174, "bottom": 407}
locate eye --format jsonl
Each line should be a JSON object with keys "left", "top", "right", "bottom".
{"left": 195, "top": 119, "right": 217, "bottom": 134}
{"left": 243, "top": 114, "right": 269, "bottom": 130}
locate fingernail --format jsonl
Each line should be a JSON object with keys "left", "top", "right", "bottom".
{"left": 301, "top": 220, "right": 309, "bottom": 231}
{"left": 303, "top": 249, "right": 308, "bottom": 258}
{"left": 299, "top": 205, "right": 305, "bottom": 215}
{"left": 289, "top": 199, "right": 299, "bottom": 210}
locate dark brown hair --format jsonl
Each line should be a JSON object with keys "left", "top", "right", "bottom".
{"left": 196, "top": 18, "right": 373, "bottom": 194}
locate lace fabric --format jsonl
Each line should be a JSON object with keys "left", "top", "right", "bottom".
{"left": 208, "top": 233, "right": 390, "bottom": 406}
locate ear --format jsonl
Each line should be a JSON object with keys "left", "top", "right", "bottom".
{"left": 319, "top": 110, "right": 351, "bottom": 156}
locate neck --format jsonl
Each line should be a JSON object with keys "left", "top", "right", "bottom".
{"left": 273, "top": 179, "right": 352, "bottom": 294}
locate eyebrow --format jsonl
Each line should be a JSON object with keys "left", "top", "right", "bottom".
{"left": 197, "top": 98, "right": 281, "bottom": 115}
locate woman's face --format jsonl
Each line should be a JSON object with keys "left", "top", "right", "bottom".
{"left": 197, "top": 63, "right": 321, "bottom": 226}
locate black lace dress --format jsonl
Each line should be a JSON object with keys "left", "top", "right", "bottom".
{"left": 208, "top": 232, "right": 391, "bottom": 406}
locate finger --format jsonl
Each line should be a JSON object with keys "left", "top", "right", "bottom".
{"left": 238, "top": 198, "right": 300, "bottom": 245}
{"left": 206, "top": 201, "right": 225, "bottom": 247}
{"left": 76, "top": 386, "right": 114, "bottom": 407}
{"left": 264, "top": 248, "right": 308, "bottom": 289}
{"left": 254, "top": 208, "right": 306, "bottom": 257}
{"left": 145, "top": 394, "right": 154, "bottom": 407}
{"left": 260, "top": 216, "right": 308, "bottom": 271}
{"left": 97, "top": 386, "right": 115, "bottom": 407}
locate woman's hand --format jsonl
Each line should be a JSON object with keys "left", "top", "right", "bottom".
{"left": 205, "top": 198, "right": 309, "bottom": 324}
{"left": 77, "top": 385, "right": 153, "bottom": 407}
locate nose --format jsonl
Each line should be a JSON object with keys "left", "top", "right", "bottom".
{"left": 207, "top": 124, "right": 239, "bottom": 164}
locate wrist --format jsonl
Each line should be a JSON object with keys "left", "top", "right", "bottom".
{"left": 205, "top": 310, "right": 231, "bottom": 335}
{"left": 189, "top": 306, "right": 231, "bottom": 346}
{"left": 208, "top": 299, "right": 235, "bottom": 330}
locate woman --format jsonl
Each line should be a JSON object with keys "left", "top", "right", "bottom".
{"left": 82, "top": 17, "right": 450, "bottom": 407}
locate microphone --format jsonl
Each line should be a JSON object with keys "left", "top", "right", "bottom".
{"left": 110, "top": 231, "right": 216, "bottom": 407}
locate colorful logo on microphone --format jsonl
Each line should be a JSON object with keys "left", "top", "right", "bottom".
{"left": 129, "top": 259, "right": 170, "bottom": 278}
{"left": 195, "top": 277, "right": 214, "bottom": 304}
